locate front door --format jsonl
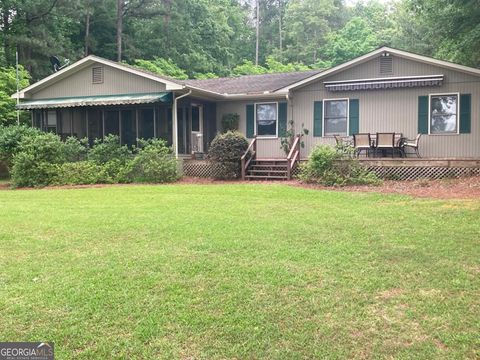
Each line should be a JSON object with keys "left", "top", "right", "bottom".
{"left": 191, "top": 105, "right": 203, "bottom": 153}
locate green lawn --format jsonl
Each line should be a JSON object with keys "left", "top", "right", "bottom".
{"left": 0, "top": 184, "right": 478, "bottom": 359}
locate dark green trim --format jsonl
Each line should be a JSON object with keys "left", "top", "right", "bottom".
{"left": 459, "top": 94, "right": 471, "bottom": 134}
{"left": 246, "top": 104, "right": 255, "bottom": 138}
{"left": 278, "top": 102, "right": 287, "bottom": 137}
{"left": 418, "top": 96, "right": 429, "bottom": 134}
{"left": 313, "top": 101, "right": 323, "bottom": 137}
{"left": 348, "top": 99, "right": 359, "bottom": 136}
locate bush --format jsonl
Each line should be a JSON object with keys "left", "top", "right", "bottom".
{"left": 11, "top": 132, "right": 66, "bottom": 187}
{"left": 299, "top": 144, "right": 381, "bottom": 186}
{"left": 221, "top": 113, "right": 239, "bottom": 132}
{"left": 64, "top": 136, "right": 88, "bottom": 162}
{"left": 0, "top": 125, "right": 41, "bottom": 168}
{"left": 54, "top": 161, "right": 110, "bottom": 185}
{"left": 88, "top": 135, "right": 132, "bottom": 164}
{"left": 208, "top": 131, "right": 249, "bottom": 179}
{"left": 127, "top": 139, "right": 178, "bottom": 183}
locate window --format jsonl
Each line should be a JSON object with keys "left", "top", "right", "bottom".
{"left": 430, "top": 94, "right": 458, "bottom": 134}
{"left": 256, "top": 103, "right": 277, "bottom": 137}
{"left": 92, "top": 66, "right": 104, "bottom": 84}
{"left": 324, "top": 99, "right": 348, "bottom": 136}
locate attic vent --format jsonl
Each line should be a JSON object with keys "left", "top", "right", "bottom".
{"left": 379, "top": 56, "right": 393, "bottom": 74}
{"left": 92, "top": 66, "right": 104, "bottom": 84}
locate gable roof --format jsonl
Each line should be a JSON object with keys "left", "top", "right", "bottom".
{"left": 279, "top": 46, "right": 480, "bottom": 91}
{"left": 183, "top": 70, "right": 321, "bottom": 95}
{"left": 13, "top": 55, "right": 184, "bottom": 99}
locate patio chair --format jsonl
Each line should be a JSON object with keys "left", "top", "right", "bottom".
{"left": 403, "top": 134, "right": 422, "bottom": 157}
{"left": 353, "top": 133, "right": 371, "bottom": 157}
{"left": 375, "top": 132, "right": 395, "bottom": 157}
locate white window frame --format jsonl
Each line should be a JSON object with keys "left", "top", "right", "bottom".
{"left": 428, "top": 92, "right": 460, "bottom": 135}
{"left": 254, "top": 102, "right": 279, "bottom": 138}
{"left": 322, "top": 98, "right": 349, "bottom": 137}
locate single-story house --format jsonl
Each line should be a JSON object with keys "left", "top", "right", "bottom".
{"left": 12, "top": 46, "right": 480, "bottom": 165}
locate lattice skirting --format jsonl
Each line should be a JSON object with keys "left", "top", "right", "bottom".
{"left": 365, "top": 166, "right": 480, "bottom": 181}
{"left": 184, "top": 159, "right": 480, "bottom": 181}
{"left": 183, "top": 160, "right": 223, "bottom": 178}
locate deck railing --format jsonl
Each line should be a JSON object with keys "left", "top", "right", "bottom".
{"left": 241, "top": 137, "right": 257, "bottom": 180}
{"left": 286, "top": 135, "right": 301, "bottom": 179}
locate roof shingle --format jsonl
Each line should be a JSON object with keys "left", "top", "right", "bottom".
{"left": 183, "top": 70, "right": 322, "bottom": 95}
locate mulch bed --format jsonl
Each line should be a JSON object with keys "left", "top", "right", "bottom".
{"left": 1, "top": 176, "right": 480, "bottom": 200}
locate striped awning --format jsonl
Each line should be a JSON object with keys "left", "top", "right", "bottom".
{"left": 17, "top": 92, "right": 172, "bottom": 110}
{"left": 324, "top": 75, "right": 444, "bottom": 92}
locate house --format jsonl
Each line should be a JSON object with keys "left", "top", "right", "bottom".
{"left": 13, "top": 47, "right": 480, "bottom": 170}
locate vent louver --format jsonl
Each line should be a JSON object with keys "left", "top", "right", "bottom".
{"left": 92, "top": 66, "right": 104, "bottom": 84}
{"left": 379, "top": 56, "right": 393, "bottom": 74}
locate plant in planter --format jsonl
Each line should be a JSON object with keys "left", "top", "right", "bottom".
{"left": 280, "top": 120, "right": 309, "bottom": 156}
{"left": 221, "top": 113, "right": 240, "bottom": 133}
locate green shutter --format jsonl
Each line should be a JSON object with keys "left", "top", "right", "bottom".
{"left": 418, "top": 96, "right": 429, "bottom": 134}
{"left": 460, "top": 94, "right": 471, "bottom": 134}
{"left": 278, "top": 102, "right": 287, "bottom": 137}
{"left": 313, "top": 101, "right": 322, "bottom": 137}
{"left": 349, "top": 99, "right": 359, "bottom": 135}
{"left": 246, "top": 104, "right": 254, "bottom": 138}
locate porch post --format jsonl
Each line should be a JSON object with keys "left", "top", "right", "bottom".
{"left": 172, "top": 93, "right": 178, "bottom": 158}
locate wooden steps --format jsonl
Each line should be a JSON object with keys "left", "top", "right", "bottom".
{"left": 245, "top": 159, "right": 289, "bottom": 180}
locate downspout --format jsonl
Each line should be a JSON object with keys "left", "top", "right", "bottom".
{"left": 173, "top": 89, "right": 192, "bottom": 158}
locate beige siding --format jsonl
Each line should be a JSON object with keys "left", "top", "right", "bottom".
{"left": 216, "top": 98, "right": 289, "bottom": 158}
{"left": 31, "top": 64, "right": 167, "bottom": 99}
{"left": 291, "top": 55, "right": 480, "bottom": 158}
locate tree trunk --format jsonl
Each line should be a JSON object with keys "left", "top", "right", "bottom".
{"left": 255, "top": 0, "right": 260, "bottom": 66}
{"left": 116, "top": 0, "right": 124, "bottom": 62}
{"left": 84, "top": 12, "right": 91, "bottom": 56}
{"left": 278, "top": 0, "right": 282, "bottom": 60}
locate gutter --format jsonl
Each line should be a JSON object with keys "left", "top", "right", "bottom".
{"left": 173, "top": 89, "right": 192, "bottom": 158}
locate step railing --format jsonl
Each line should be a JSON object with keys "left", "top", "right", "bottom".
{"left": 241, "top": 137, "right": 257, "bottom": 180}
{"left": 286, "top": 135, "right": 301, "bottom": 180}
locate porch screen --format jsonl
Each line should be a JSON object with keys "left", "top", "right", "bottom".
{"left": 138, "top": 109, "right": 154, "bottom": 140}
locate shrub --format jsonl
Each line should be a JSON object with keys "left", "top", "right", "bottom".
{"left": 0, "top": 125, "right": 41, "bottom": 168}
{"left": 221, "top": 113, "right": 240, "bottom": 132}
{"left": 54, "top": 161, "right": 110, "bottom": 185}
{"left": 88, "top": 135, "right": 132, "bottom": 164}
{"left": 208, "top": 131, "right": 249, "bottom": 179}
{"left": 64, "top": 136, "right": 88, "bottom": 162}
{"left": 11, "top": 132, "right": 66, "bottom": 187}
{"left": 299, "top": 144, "right": 381, "bottom": 186}
{"left": 127, "top": 139, "right": 178, "bottom": 183}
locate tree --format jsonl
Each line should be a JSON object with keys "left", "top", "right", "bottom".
{"left": 0, "top": 65, "right": 30, "bottom": 125}
{"left": 131, "top": 58, "right": 188, "bottom": 79}
{"left": 323, "top": 17, "right": 379, "bottom": 66}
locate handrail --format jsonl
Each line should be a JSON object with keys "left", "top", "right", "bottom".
{"left": 241, "top": 137, "right": 257, "bottom": 180}
{"left": 287, "top": 135, "right": 301, "bottom": 179}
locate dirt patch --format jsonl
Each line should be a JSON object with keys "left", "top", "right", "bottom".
{"left": 376, "top": 288, "right": 404, "bottom": 300}
{"left": 289, "top": 176, "right": 480, "bottom": 200}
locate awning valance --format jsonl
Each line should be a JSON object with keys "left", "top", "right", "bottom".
{"left": 17, "top": 92, "right": 173, "bottom": 110}
{"left": 324, "top": 75, "right": 444, "bottom": 92}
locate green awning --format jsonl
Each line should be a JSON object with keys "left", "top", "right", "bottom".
{"left": 17, "top": 92, "right": 172, "bottom": 110}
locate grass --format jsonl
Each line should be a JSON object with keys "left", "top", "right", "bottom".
{"left": 0, "top": 184, "right": 479, "bottom": 359}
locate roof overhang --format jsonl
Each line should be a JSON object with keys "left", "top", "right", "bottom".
{"left": 278, "top": 46, "right": 480, "bottom": 92}
{"left": 16, "top": 92, "right": 172, "bottom": 110}
{"left": 324, "top": 75, "right": 444, "bottom": 92}
{"left": 12, "top": 55, "right": 184, "bottom": 99}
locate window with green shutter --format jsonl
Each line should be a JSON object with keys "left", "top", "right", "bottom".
{"left": 348, "top": 99, "right": 359, "bottom": 135}
{"left": 278, "top": 102, "right": 287, "bottom": 137}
